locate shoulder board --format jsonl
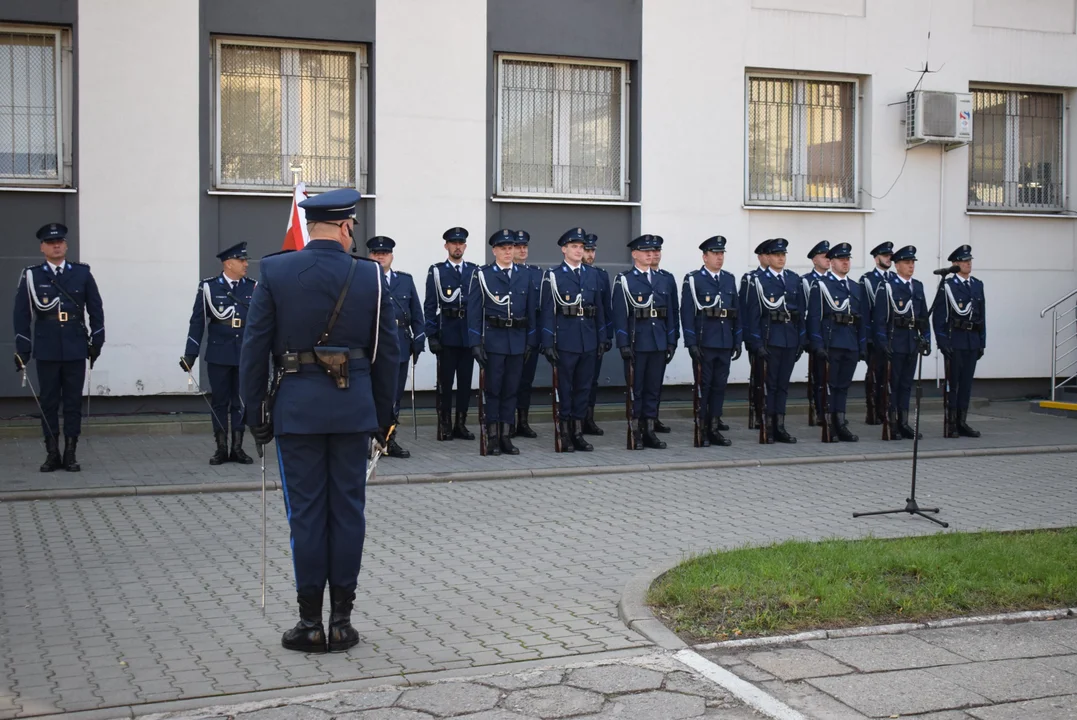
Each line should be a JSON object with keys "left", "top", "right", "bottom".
{"left": 395, "top": 270, "right": 412, "bottom": 277}
{"left": 355, "top": 255, "right": 378, "bottom": 264}
{"left": 201, "top": 276, "right": 217, "bottom": 283}
{"left": 23, "top": 264, "right": 39, "bottom": 272}
{"left": 70, "top": 260, "right": 89, "bottom": 268}
{"left": 261, "top": 249, "right": 295, "bottom": 260}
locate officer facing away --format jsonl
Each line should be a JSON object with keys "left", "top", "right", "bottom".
{"left": 181, "top": 242, "right": 257, "bottom": 465}
{"left": 13, "top": 222, "right": 105, "bottom": 472}
{"left": 367, "top": 235, "right": 425, "bottom": 458}
{"left": 424, "top": 228, "right": 478, "bottom": 441}
{"left": 240, "top": 188, "right": 399, "bottom": 654}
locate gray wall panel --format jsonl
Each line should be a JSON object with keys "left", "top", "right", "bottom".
{"left": 205, "top": 0, "right": 374, "bottom": 43}
{"left": 488, "top": 0, "right": 641, "bottom": 60}
{"left": 1, "top": 0, "right": 77, "bottom": 399}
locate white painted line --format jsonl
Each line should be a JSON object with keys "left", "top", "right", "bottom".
{"left": 674, "top": 648, "right": 808, "bottom": 720}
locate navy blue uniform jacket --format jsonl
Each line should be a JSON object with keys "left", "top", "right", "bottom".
{"left": 680, "top": 268, "right": 741, "bottom": 350}
{"left": 744, "top": 269, "right": 806, "bottom": 351}
{"left": 385, "top": 270, "right": 426, "bottom": 355}
{"left": 14, "top": 261, "right": 105, "bottom": 361}
{"left": 612, "top": 267, "right": 678, "bottom": 352}
{"left": 239, "top": 240, "right": 400, "bottom": 434}
{"left": 539, "top": 262, "right": 605, "bottom": 353}
{"left": 466, "top": 263, "right": 539, "bottom": 354}
{"left": 873, "top": 274, "right": 931, "bottom": 354}
{"left": 425, "top": 260, "right": 477, "bottom": 348}
{"left": 184, "top": 275, "right": 256, "bottom": 366}
{"left": 806, "top": 273, "right": 868, "bottom": 354}
{"left": 932, "top": 275, "right": 986, "bottom": 351}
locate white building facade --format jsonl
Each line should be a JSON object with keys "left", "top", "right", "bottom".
{"left": 2, "top": 0, "right": 1075, "bottom": 400}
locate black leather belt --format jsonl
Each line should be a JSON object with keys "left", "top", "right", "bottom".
{"left": 633, "top": 307, "right": 667, "bottom": 319}
{"left": 950, "top": 319, "right": 982, "bottom": 331}
{"left": 36, "top": 312, "right": 70, "bottom": 322}
{"left": 769, "top": 310, "right": 800, "bottom": 323}
{"left": 441, "top": 307, "right": 466, "bottom": 319}
{"left": 211, "top": 317, "right": 244, "bottom": 328}
{"left": 486, "top": 316, "right": 529, "bottom": 329}
{"left": 275, "top": 348, "right": 367, "bottom": 368}
{"left": 895, "top": 317, "right": 929, "bottom": 330}
{"left": 558, "top": 306, "right": 597, "bottom": 318}
{"left": 702, "top": 307, "right": 737, "bottom": 319}
{"left": 831, "top": 313, "right": 858, "bottom": 326}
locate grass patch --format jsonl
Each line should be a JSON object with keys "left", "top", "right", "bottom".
{"left": 647, "top": 529, "right": 1077, "bottom": 643}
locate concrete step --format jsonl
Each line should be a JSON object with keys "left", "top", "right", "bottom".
{"left": 1032, "top": 399, "right": 1077, "bottom": 418}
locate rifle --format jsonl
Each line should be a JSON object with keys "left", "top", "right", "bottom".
{"left": 820, "top": 355, "right": 833, "bottom": 443}
{"left": 692, "top": 357, "right": 703, "bottom": 447}
{"left": 435, "top": 352, "right": 444, "bottom": 440}
{"left": 386, "top": 291, "right": 419, "bottom": 440}
{"left": 864, "top": 352, "right": 877, "bottom": 425}
{"left": 625, "top": 301, "right": 638, "bottom": 450}
{"left": 880, "top": 348, "right": 893, "bottom": 441}
{"left": 551, "top": 362, "right": 562, "bottom": 453}
{"left": 943, "top": 355, "right": 953, "bottom": 439}
{"left": 757, "top": 319, "right": 770, "bottom": 444}
{"left": 807, "top": 353, "right": 817, "bottom": 427}
{"left": 478, "top": 363, "right": 487, "bottom": 456}
{"left": 748, "top": 357, "right": 757, "bottom": 429}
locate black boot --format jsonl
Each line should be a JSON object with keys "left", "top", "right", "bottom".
{"left": 569, "top": 420, "right": 593, "bottom": 452}
{"left": 387, "top": 428, "right": 411, "bottom": 458}
{"left": 707, "top": 418, "right": 731, "bottom": 447}
{"left": 39, "top": 436, "right": 62, "bottom": 473}
{"left": 282, "top": 592, "right": 327, "bottom": 653}
{"left": 230, "top": 430, "right": 254, "bottom": 464}
{"left": 485, "top": 423, "right": 500, "bottom": 456}
{"left": 824, "top": 414, "right": 840, "bottom": 443}
{"left": 438, "top": 411, "right": 454, "bottom": 441}
{"left": 631, "top": 420, "right": 644, "bottom": 450}
{"left": 642, "top": 419, "right": 667, "bottom": 449}
{"left": 957, "top": 409, "right": 981, "bottom": 438}
{"left": 582, "top": 407, "right": 604, "bottom": 436}
{"left": 698, "top": 415, "right": 711, "bottom": 447}
{"left": 773, "top": 414, "right": 796, "bottom": 444}
{"left": 515, "top": 409, "right": 538, "bottom": 439}
{"left": 653, "top": 417, "right": 671, "bottom": 433}
{"left": 499, "top": 423, "right": 519, "bottom": 455}
{"left": 62, "top": 436, "right": 81, "bottom": 472}
{"left": 898, "top": 409, "right": 921, "bottom": 440}
{"left": 945, "top": 408, "right": 960, "bottom": 439}
{"left": 835, "top": 413, "right": 859, "bottom": 442}
{"left": 209, "top": 431, "right": 229, "bottom": 465}
{"left": 453, "top": 412, "right": 475, "bottom": 440}
{"left": 557, "top": 421, "right": 574, "bottom": 453}
{"left": 715, "top": 417, "right": 730, "bottom": 432}
{"left": 327, "top": 586, "right": 360, "bottom": 652}
{"left": 888, "top": 411, "right": 903, "bottom": 440}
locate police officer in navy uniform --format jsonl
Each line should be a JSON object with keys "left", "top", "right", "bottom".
{"left": 744, "top": 238, "right": 806, "bottom": 443}
{"left": 612, "top": 234, "right": 677, "bottom": 450}
{"left": 13, "top": 223, "right": 105, "bottom": 472}
{"left": 367, "top": 236, "right": 425, "bottom": 458}
{"left": 510, "top": 230, "right": 542, "bottom": 439}
{"left": 802, "top": 241, "right": 830, "bottom": 426}
{"left": 933, "top": 244, "right": 985, "bottom": 438}
{"left": 181, "top": 242, "right": 256, "bottom": 465}
{"left": 241, "top": 188, "right": 399, "bottom": 654}
{"left": 681, "top": 235, "right": 742, "bottom": 447}
{"left": 540, "top": 227, "right": 606, "bottom": 452}
{"left": 860, "top": 241, "right": 894, "bottom": 425}
{"left": 649, "top": 237, "right": 679, "bottom": 433}
{"left": 874, "top": 245, "right": 931, "bottom": 440}
{"left": 425, "top": 228, "right": 478, "bottom": 441}
{"left": 467, "top": 229, "right": 539, "bottom": 456}
{"left": 581, "top": 233, "right": 613, "bottom": 435}
{"left": 740, "top": 241, "right": 770, "bottom": 429}
{"left": 807, "top": 242, "right": 868, "bottom": 442}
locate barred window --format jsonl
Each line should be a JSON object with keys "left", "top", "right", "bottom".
{"left": 214, "top": 38, "right": 366, "bottom": 192}
{"left": 746, "top": 75, "right": 858, "bottom": 207}
{"left": 0, "top": 26, "right": 70, "bottom": 187}
{"left": 968, "top": 88, "right": 1064, "bottom": 212}
{"left": 496, "top": 55, "right": 627, "bottom": 200}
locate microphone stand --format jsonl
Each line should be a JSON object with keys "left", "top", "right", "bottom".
{"left": 853, "top": 268, "right": 957, "bottom": 528}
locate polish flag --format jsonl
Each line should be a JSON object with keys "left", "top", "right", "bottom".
{"left": 282, "top": 182, "right": 310, "bottom": 251}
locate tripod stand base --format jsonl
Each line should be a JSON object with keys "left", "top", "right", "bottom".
{"left": 854, "top": 498, "right": 949, "bottom": 528}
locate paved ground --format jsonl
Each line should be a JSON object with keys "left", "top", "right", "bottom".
{"left": 703, "top": 617, "right": 1077, "bottom": 719}
{"left": 1, "top": 438, "right": 1075, "bottom": 718}
{"left": 1, "top": 401, "right": 1070, "bottom": 495}
{"left": 140, "top": 652, "right": 763, "bottom": 720}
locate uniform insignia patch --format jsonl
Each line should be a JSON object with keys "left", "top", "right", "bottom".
{"left": 770, "top": 296, "right": 775, "bottom": 302}
{"left": 638, "top": 295, "right": 643, "bottom": 302}
{"left": 565, "top": 294, "right": 570, "bottom": 301}
{"left": 495, "top": 295, "right": 500, "bottom": 302}
{"left": 43, "top": 296, "right": 48, "bottom": 303}
{"left": 705, "top": 296, "right": 711, "bottom": 302}
{"left": 959, "top": 302, "right": 965, "bottom": 309}
{"left": 899, "top": 300, "right": 904, "bottom": 308}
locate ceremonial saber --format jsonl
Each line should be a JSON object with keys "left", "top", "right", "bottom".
{"left": 183, "top": 365, "right": 226, "bottom": 430}
{"left": 366, "top": 424, "right": 396, "bottom": 483}
{"left": 256, "top": 402, "right": 267, "bottom": 611}
{"left": 410, "top": 361, "right": 417, "bottom": 440}
{"left": 22, "top": 367, "right": 55, "bottom": 438}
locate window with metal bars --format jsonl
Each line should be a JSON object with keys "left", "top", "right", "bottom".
{"left": 746, "top": 75, "right": 858, "bottom": 207}
{"left": 496, "top": 55, "right": 628, "bottom": 200}
{"left": 968, "top": 88, "right": 1064, "bottom": 212}
{"left": 0, "top": 25, "right": 70, "bottom": 187}
{"left": 214, "top": 38, "right": 366, "bottom": 192}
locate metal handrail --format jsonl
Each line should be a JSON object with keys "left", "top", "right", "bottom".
{"left": 1040, "top": 288, "right": 1077, "bottom": 317}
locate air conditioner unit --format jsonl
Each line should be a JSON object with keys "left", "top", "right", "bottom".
{"left": 906, "top": 91, "right": 973, "bottom": 145}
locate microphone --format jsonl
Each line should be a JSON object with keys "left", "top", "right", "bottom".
{"left": 934, "top": 265, "right": 960, "bottom": 276}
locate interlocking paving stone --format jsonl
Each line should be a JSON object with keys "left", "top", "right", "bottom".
{"left": 396, "top": 683, "right": 501, "bottom": 716}
{"left": 805, "top": 634, "right": 969, "bottom": 672}
{"left": 565, "top": 665, "right": 664, "bottom": 694}
{"left": 477, "top": 670, "right": 565, "bottom": 691}
{"left": 503, "top": 686, "right": 604, "bottom": 718}
{"left": 599, "top": 690, "right": 706, "bottom": 719}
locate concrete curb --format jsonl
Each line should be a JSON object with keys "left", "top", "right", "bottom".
{"left": 617, "top": 550, "right": 1077, "bottom": 654}
{"left": 3, "top": 442, "right": 1076, "bottom": 502}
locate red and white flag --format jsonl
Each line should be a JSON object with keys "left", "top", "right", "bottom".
{"left": 282, "top": 181, "right": 310, "bottom": 251}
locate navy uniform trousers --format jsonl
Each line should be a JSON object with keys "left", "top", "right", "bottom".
{"left": 517, "top": 349, "right": 540, "bottom": 413}
{"left": 207, "top": 364, "right": 243, "bottom": 433}
{"left": 486, "top": 354, "right": 525, "bottom": 424}
{"left": 626, "top": 352, "right": 665, "bottom": 419}
{"left": 557, "top": 352, "right": 596, "bottom": 419}
{"left": 699, "top": 349, "right": 733, "bottom": 419}
{"left": 825, "top": 349, "right": 859, "bottom": 412}
{"left": 949, "top": 351, "right": 977, "bottom": 410}
{"left": 889, "top": 352, "right": 917, "bottom": 411}
{"left": 36, "top": 359, "right": 86, "bottom": 437}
